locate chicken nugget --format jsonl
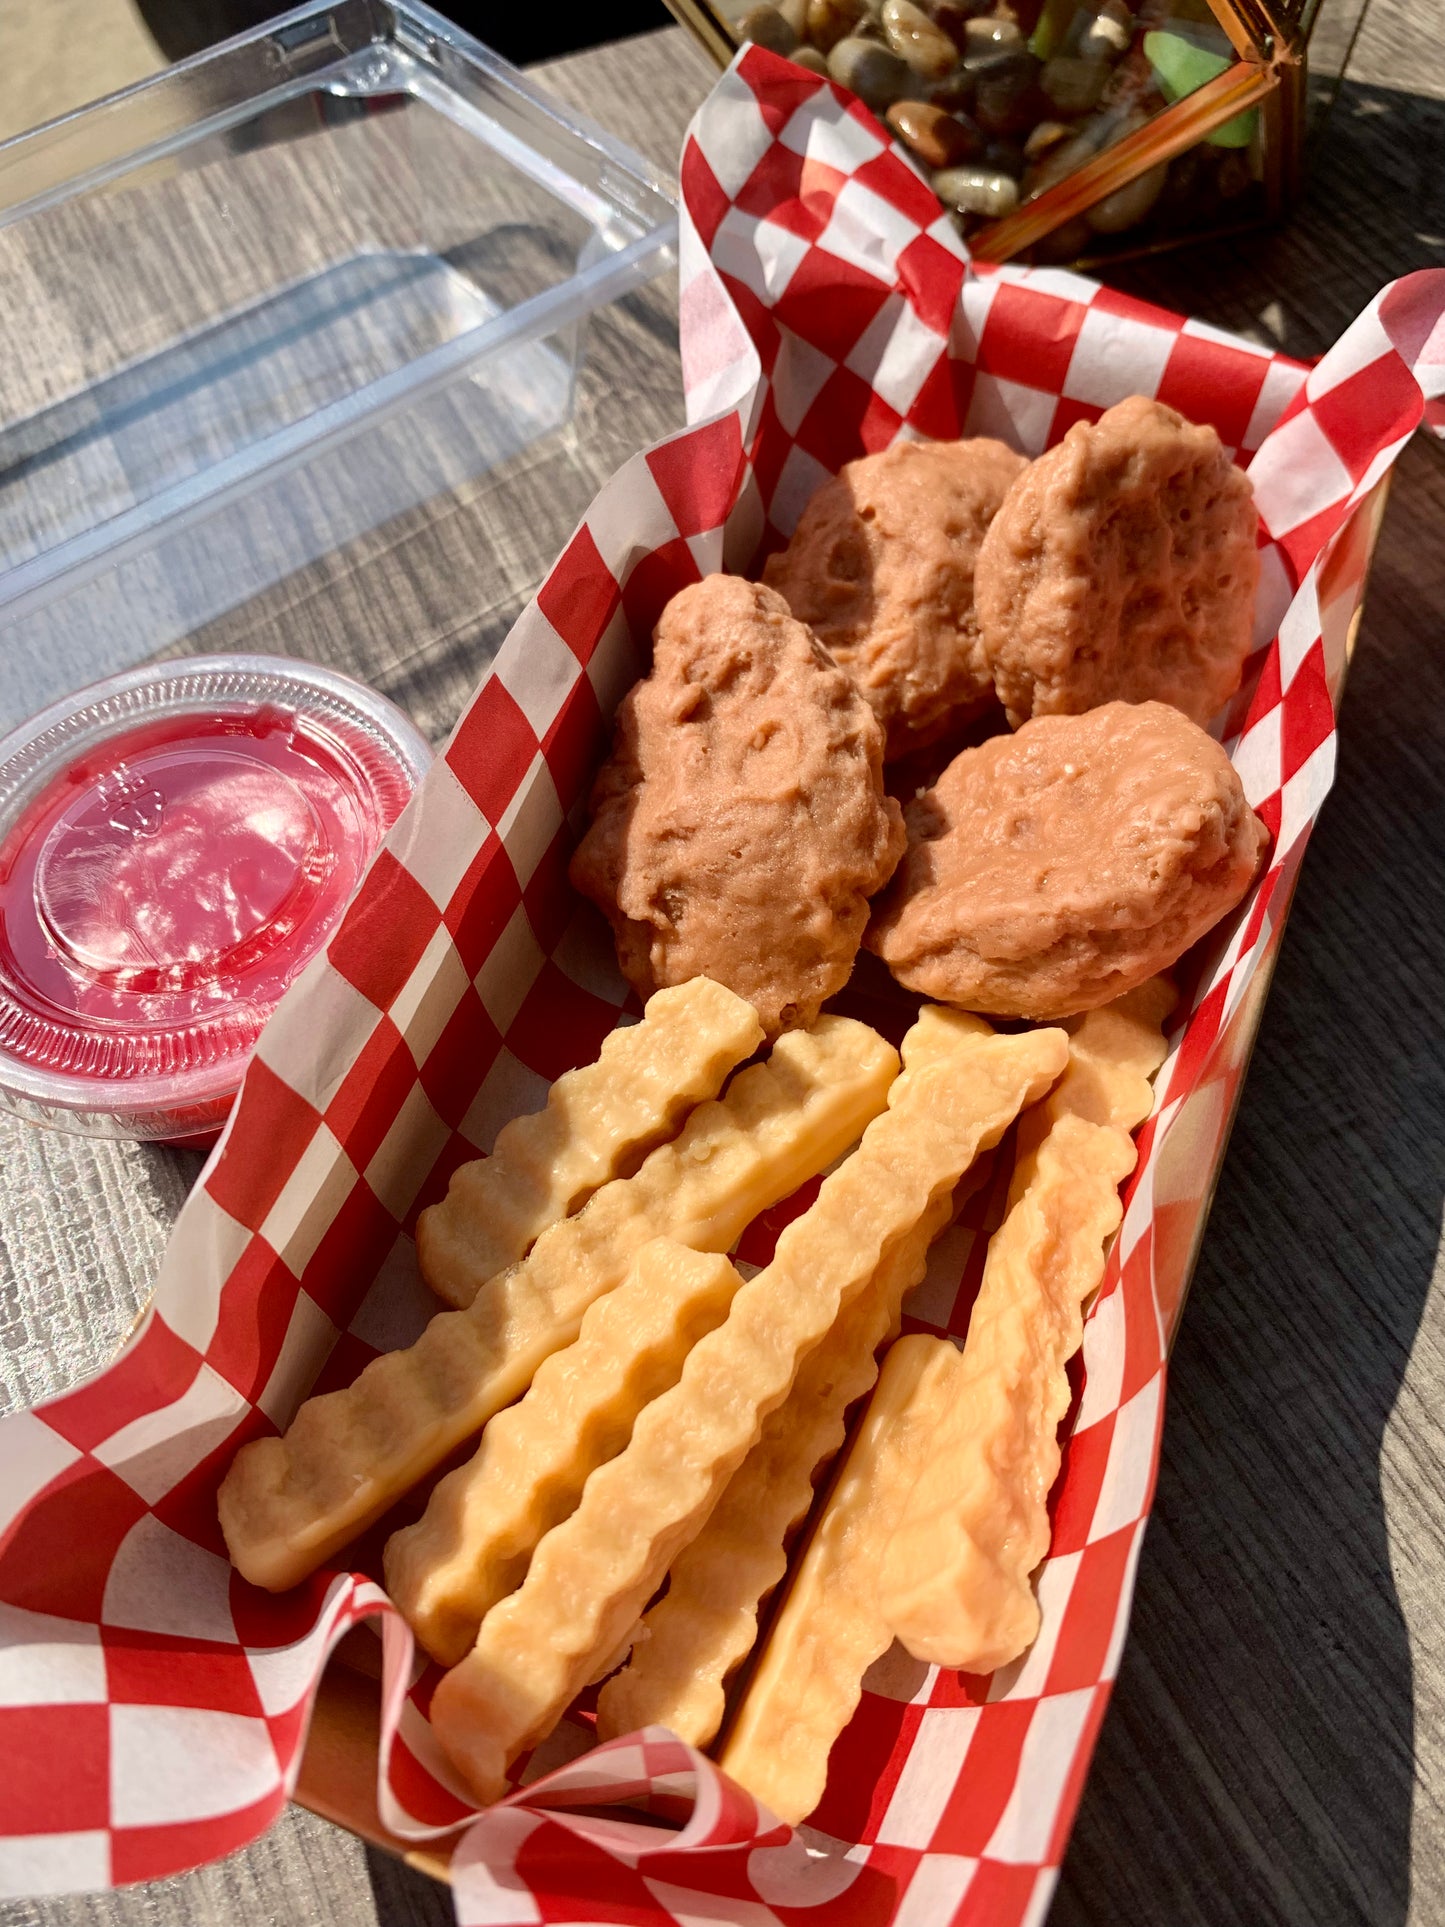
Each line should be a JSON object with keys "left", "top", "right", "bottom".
{"left": 569, "top": 576, "right": 904, "bottom": 1039}
{"left": 763, "top": 438, "right": 1027, "bottom": 759}
{"left": 976, "top": 395, "right": 1259, "bottom": 727}
{"left": 867, "top": 702, "right": 1267, "bottom": 1019}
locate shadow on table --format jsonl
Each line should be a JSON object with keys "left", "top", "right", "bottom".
{"left": 365, "top": 1844, "right": 454, "bottom": 1926}
{"left": 1105, "top": 78, "right": 1445, "bottom": 360}
{"left": 1051, "top": 428, "right": 1445, "bottom": 1925}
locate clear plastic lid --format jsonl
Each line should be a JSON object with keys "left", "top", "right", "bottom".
{"left": 0, "top": 656, "right": 432, "bottom": 1141}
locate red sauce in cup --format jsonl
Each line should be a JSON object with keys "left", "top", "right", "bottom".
{"left": 0, "top": 659, "right": 431, "bottom": 1141}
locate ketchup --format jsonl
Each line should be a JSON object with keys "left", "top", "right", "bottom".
{"left": 0, "top": 661, "right": 430, "bottom": 1140}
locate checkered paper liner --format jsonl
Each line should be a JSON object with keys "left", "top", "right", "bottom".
{"left": 0, "top": 42, "right": 1441, "bottom": 1923}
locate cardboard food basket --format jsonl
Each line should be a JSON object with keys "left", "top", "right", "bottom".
{"left": 1, "top": 47, "right": 1442, "bottom": 1927}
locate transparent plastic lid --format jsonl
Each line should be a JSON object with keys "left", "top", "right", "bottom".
{"left": 0, "top": 655, "right": 432, "bottom": 1140}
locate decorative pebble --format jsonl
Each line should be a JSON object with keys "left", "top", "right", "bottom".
{"left": 1024, "top": 100, "right": 1138, "bottom": 191}
{"left": 961, "top": 15, "right": 1023, "bottom": 58}
{"left": 886, "top": 97, "right": 985, "bottom": 166}
{"left": 1030, "top": 213, "right": 1093, "bottom": 261}
{"left": 974, "top": 50, "right": 1041, "bottom": 135}
{"left": 930, "top": 0, "right": 976, "bottom": 50}
{"left": 1024, "top": 117, "right": 1075, "bottom": 159}
{"left": 1023, "top": 130, "right": 1092, "bottom": 194}
{"left": 1085, "top": 158, "right": 1166, "bottom": 231}
{"left": 928, "top": 65, "right": 977, "bottom": 111}
{"left": 1040, "top": 54, "right": 1110, "bottom": 114}
{"left": 1216, "top": 149, "right": 1253, "bottom": 198}
{"left": 806, "top": 0, "right": 866, "bottom": 54}
{"left": 933, "top": 163, "right": 1021, "bottom": 218}
{"left": 983, "top": 137, "right": 1026, "bottom": 176}
{"left": 828, "top": 34, "right": 913, "bottom": 108}
{"left": 792, "top": 43, "right": 832, "bottom": 71}
{"left": 1071, "top": 0, "right": 1133, "bottom": 61}
{"left": 738, "top": 2, "right": 799, "bottom": 53}
{"left": 881, "top": 0, "right": 960, "bottom": 77}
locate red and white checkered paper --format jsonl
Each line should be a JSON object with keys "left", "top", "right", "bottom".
{"left": 1, "top": 45, "right": 1441, "bottom": 1925}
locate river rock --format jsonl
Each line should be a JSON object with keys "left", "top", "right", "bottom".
{"left": 1040, "top": 54, "right": 1110, "bottom": 113}
{"left": 983, "top": 136, "right": 1025, "bottom": 176}
{"left": 1216, "top": 149, "right": 1253, "bottom": 198}
{"left": 933, "top": 163, "right": 1021, "bottom": 217}
{"left": 961, "top": 15, "right": 1023, "bottom": 60}
{"left": 1024, "top": 117, "right": 1076, "bottom": 160}
{"left": 928, "top": 64, "right": 977, "bottom": 110}
{"left": 737, "top": 3, "right": 799, "bottom": 52}
{"left": 1072, "top": 0, "right": 1133, "bottom": 61}
{"left": 1085, "top": 158, "right": 1166, "bottom": 231}
{"left": 930, "top": 0, "right": 975, "bottom": 49}
{"left": 886, "top": 96, "right": 985, "bottom": 165}
{"left": 881, "top": 0, "right": 959, "bottom": 76}
{"left": 828, "top": 34, "right": 913, "bottom": 107}
{"left": 806, "top": 0, "right": 867, "bottom": 53}
{"left": 973, "top": 49, "right": 1040, "bottom": 133}
{"left": 1031, "top": 213, "right": 1093, "bottom": 261}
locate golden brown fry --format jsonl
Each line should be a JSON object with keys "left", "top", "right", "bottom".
{"left": 219, "top": 1017, "right": 898, "bottom": 1592}
{"left": 417, "top": 979, "right": 763, "bottom": 1310}
{"left": 1008, "top": 975, "right": 1172, "bottom": 1205}
{"left": 595, "top": 1009, "right": 988, "bottom": 1748}
{"left": 718, "top": 1335, "right": 958, "bottom": 1826}
{"left": 386, "top": 1239, "right": 745, "bottom": 1665}
{"left": 428, "top": 1014, "right": 1067, "bottom": 1803}
{"left": 881, "top": 1113, "right": 1136, "bottom": 1671}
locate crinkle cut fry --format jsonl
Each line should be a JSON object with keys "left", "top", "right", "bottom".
{"left": 594, "top": 1008, "right": 991, "bottom": 1748}
{"left": 880, "top": 1112, "right": 1138, "bottom": 1672}
{"left": 428, "top": 1013, "right": 1068, "bottom": 1804}
{"left": 1008, "top": 974, "right": 1173, "bottom": 1205}
{"left": 417, "top": 979, "right": 763, "bottom": 1311}
{"left": 218, "top": 1016, "right": 899, "bottom": 1592}
{"left": 386, "top": 1238, "right": 746, "bottom": 1666}
{"left": 718, "top": 1335, "right": 960, "bottom": 1827}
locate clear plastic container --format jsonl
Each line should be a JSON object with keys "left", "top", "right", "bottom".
{"left": 0, "top": 2, "right": 681, "bottom": 1140}
{"left": 0, "top": 0, "right": 678, "bottom": 732}
{"left": 0, "top": 657, "right": 432, "bottom": 1141}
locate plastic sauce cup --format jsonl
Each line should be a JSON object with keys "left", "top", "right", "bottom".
{"left": 0, "top": 656, "right": 432, "bottom": 1141}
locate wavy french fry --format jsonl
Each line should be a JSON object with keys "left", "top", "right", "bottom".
{"left": 386, "top": 1239, "right": 744, "bottom": 1665}
{"left": 418, "top": 978, "right": 763, "bottom": 1310}
{"left": 1008, "top": 975, "right": 1172, "bottom": 1205}
{"left": 595, "top": 1009, "right": 989, "bottom": 1747}
{"left": 429, "top": 1014, "right": 1067, "bottom": 1803}
{"left": 718, "top": 1335, "right": 957, "bottom": 1826}
{"left": 219, "top": 1016, "right": 898, "bottom": 1591}
{"left": 881, "top": 1113, "right": 1136, "bottom": 1671}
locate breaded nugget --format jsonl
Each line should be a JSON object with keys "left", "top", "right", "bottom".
{"left": 867, "top": 702, "right": 1268, "bottom": 1019}
{"left": 762, "top": 438, "right": 1027, "bottom": 760}
{"left": 569, "top": 576, "right": 904, "bottom": 1039}
{"left": 975, "top": 396, "right": 1260, "bottom": 727}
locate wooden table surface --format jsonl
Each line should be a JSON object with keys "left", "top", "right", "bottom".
{"left": 0, "top": 12, "right": 1442, "bottom": 1927}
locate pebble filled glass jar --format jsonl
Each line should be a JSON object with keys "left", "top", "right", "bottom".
{"left": 664, "top": 0, "right": 1372, "bottom": 265}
